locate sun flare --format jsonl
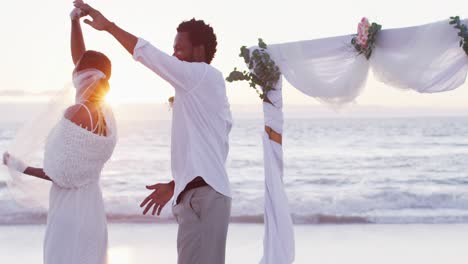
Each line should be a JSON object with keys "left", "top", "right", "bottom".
{"left": 104, "top": 85, "right": 169, "bottom": 105}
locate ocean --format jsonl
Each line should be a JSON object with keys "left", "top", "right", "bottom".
{"left": 1, "top": 109, "right": 468, "bottom": 225}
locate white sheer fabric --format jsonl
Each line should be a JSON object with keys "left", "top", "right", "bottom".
{"left": 371, "top": 19, "right": 468, "bottom": 93}
{"left": 5, "top": 69, "right": 109, "bottom": 209}
{"left": 264, "top": 18, "right": 468, "bottom": 105}
{"left": 260, "top": 78, "right": 295, "bottom": 264}
{"left": 6, "top": 87, "right": 74, "bottom": 208}
{"left": 263, "top": 78, "right": 284, "bottom": 134}
{"left": 267, "top": 35, "right": 370, "bottom": 104}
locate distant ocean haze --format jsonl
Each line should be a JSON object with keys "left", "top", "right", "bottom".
{"left": 5, "top": 102, "right": 468, "bottom": 122}
{"left": 0, "top": 102, "right": 468, "bottom": 224}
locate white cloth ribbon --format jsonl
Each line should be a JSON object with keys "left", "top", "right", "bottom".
{"left": 259, "top": 77, "right": 295, "bottom": 264}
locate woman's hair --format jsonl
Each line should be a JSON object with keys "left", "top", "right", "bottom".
{"left": 75, "top": 50, "right": 112, "bottom": 102}
{"left": 75, "top": 50, "right": 112, "bottom": 79}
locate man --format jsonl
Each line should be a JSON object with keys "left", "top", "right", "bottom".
{"left": 74, "top": 2, "right": 232, "bottom": 263}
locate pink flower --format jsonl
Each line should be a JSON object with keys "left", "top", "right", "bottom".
{"left": 358, "top": 18, "right": 370, "bottom": 31}
{"left": 358, "top": 23, "right": 369, "bottom": 34}
{"left": 356, "top": 17, "right": 371, "bottom": 47}
{"left": 358, "top": 31, "right": 368, "bottom": 42}
{"left": 358, "top": 36, "right": 368, "bottom": 46}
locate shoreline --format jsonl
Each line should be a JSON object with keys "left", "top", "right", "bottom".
{"left": 1, "top": 223, "right": 467, "bottom": 263}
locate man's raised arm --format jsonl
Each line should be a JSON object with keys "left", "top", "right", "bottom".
{"left": 74, "top": 2, "right": 138, "bottom": 55}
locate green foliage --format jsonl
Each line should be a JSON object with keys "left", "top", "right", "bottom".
{"left": 226, "top": 39, "right": 281, "bottom": 102}
{"left": 450, "top": 16, "right": 468, "bottom": 56}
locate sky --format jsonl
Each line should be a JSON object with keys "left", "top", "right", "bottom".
{"left": 1, "top": 0, "right": 468, "bottom": 111}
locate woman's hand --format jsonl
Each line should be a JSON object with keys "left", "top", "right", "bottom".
{"left": 3, "top": 152, "right": 27, "bottom": 173}
{"left": 70, "top": 0, "right": 87, "bottom": 21}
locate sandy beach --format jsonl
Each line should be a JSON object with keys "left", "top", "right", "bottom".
{"left": 1, "top": 223, "right": 467, "bottom": 263}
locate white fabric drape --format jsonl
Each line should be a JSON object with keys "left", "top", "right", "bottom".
{"left": 259, "top": 78, "right": 295, "bottom": 264}
{"left": 268, "top": 35, "right": 370, "bottom": 105}
{"left": 265, "top": 18, "right": 468, "bottom": 105}
{"left": 371, "top": 20, "right": 468, "bottom": 93}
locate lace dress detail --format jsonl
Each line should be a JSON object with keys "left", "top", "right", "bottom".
{"left": 43, "top": 109, "right": 117, "bottom": 264}
{"left": 43, "top": 117, "right": 116, "bottom": 188}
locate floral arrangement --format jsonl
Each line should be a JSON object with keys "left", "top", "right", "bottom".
{"left": 226, "top": 39, "right": 281, "bottom": 103}
{"left": 351, "top": 17, "right": 382, "bottom": 59}
{"left": 449, "top": 16, "right": 468, "bottom": 56}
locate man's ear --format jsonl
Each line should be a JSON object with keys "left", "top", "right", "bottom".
{"left": 193, "top": 45, "right": 206, "bottom": 62}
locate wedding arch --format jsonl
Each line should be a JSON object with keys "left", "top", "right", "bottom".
{"left": 227, "top": 17, "right": 468, "bottom": 264}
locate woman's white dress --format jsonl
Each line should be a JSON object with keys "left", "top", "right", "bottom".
{"left": 42, "top": 109, "right": 117, "bottom": 264}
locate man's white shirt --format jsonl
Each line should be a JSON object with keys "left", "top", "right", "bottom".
{"left": 133, "top": 38, "right": 232, "bottom": 200}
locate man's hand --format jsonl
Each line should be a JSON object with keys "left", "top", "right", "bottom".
{"left": 140, "top": 181, "right": 175, "bottom": 216}
{"left": 74, "top": 1, "right": 113, "bottom": 31}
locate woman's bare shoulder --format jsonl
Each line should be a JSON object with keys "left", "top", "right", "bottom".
{"left": 64, "top": 104, "right": 94, "bottom": 131}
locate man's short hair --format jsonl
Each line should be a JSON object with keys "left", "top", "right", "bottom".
{"left": 177, "top": 18, "right": 218, "bottom": 64}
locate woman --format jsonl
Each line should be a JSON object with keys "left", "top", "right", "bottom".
{"left": 3, "top": 7, "right": 117, "bottom": 264}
